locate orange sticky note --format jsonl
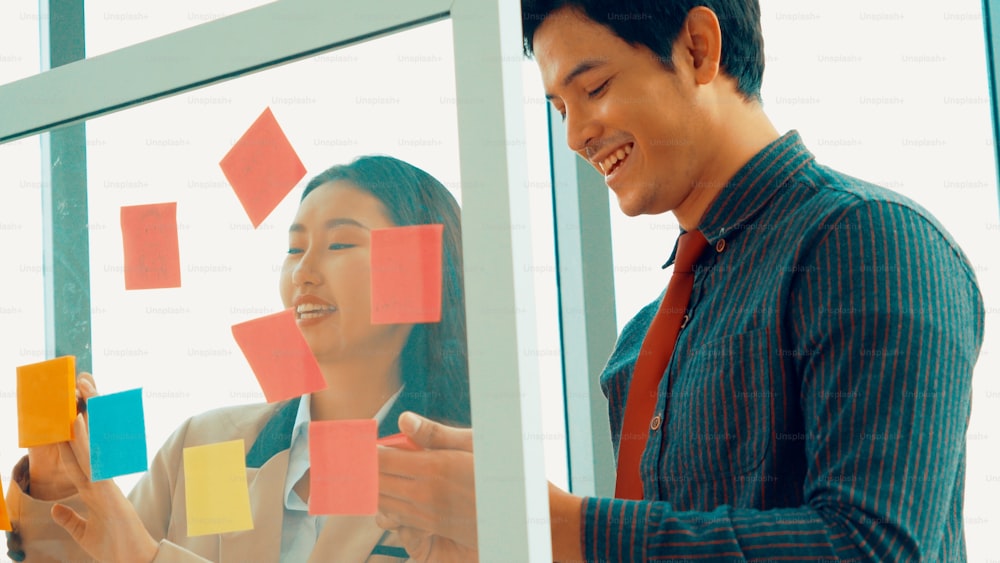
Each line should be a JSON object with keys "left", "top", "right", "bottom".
{"left": 370, "top": 224, "right": 443, "bottom": 324}
{"left": 120, "top": 202, "right": 181, "bottom": 290}
{"left": 0, "top": 479, "right": 12, "bottom": 532}
{"left": 309, "top": 420, "right": 377, "bottom": 515}
{"left": 231, "top": 309, "right": 327, "bottom": 403}
{"left": 16, "top": 356, "right": 76, "bottom": 448}
{"left": 219, "top": 107, "right": 307, "bottom": 228}
{"left": 183, "top": 439, "right": 254, "bottom": 536}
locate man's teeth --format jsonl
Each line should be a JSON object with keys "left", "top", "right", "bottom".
{"left": 296, "top": 303, "right": 337, "bottom": 317}
{"left": 601, "top": 144, "right": 633, "bottom": 175}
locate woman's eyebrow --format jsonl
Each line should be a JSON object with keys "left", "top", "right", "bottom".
{"left": 288, "top": 217, "right": 370, "bottom": 233}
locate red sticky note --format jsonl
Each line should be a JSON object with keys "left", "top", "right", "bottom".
{"left": 376, "top": 433, "right": 421, "bottom": 451}
{"left": 219, "top": 107, "right": 306, "bottom": 228}
{"left": 16, "top": 356, "right": 76, "bottom": 448}
{"left": 120, "top": 203, "right": 181, "bottom": 290}
{"left": 309, "top": 420, "right": 377, "bottom": 515}
{"left": 370, "top": 224, "right": 443, "bottom": 324}
{"left": 231, "top": 309, "right": 327, "bottom": 403}
{"left": 0, "top": 479, "right": 12, "bottom": 531}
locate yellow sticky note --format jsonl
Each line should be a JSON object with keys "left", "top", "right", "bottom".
{"left": 17, "top": 356, "right": 76, "bottom": 448}
{"left": 1, "top": 479, "right": 12, "bottom": 532}
{"left": 183, "top": 439, "right": 253, "bottom": 536}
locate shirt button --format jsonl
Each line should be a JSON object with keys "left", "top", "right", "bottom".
{"left": 650, "top": 415, "right": 662, "bottom": 430}
{"left": 680, "top": 313, "right": 690, "bottom": 329}
{"left": 716, "top": 238, "right": 726, "bottom": 253}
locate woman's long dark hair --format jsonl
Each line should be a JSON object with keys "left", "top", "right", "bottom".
{"left": 301, "top": 156, "right": 470, "bottom": 426}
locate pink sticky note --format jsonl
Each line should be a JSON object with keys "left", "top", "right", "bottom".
{"left": 377, "top": 433, "right": 421, "bottom": 452}
{"left": 231, "top": 309, "right": 327, "bottom": 403}
{"left": 219, "top": 107, "right": 306, "bottom": 228}
{"left": 370, "top": 224, "right": 443, "bottom": 324}
{"left": 309, "top": 420, "right": 378, "bottom": 515}
{"left": 120, "top": 203, "right": 181, "bottom": 290}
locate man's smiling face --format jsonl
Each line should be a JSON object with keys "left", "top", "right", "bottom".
{"left": 534, "top": 6, "right": 713, "bottom": 218}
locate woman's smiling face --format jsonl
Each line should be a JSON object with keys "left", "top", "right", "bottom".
{"left": 279, "top": 180, "right": 412, "bottom": 364}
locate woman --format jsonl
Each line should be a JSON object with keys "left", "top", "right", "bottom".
{"left": 6, "top": 155, "right": 470, "bottom": 562}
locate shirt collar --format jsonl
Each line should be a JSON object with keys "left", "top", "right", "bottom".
{"left": 662, "top": 130, "right": 815, "bottom": 268}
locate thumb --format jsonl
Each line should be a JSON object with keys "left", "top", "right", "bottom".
{"left": 398, "top": 412, "right": 473, "bottom": 452}
{"left": 51, "top": 503, "right": 88, "bottom": 543}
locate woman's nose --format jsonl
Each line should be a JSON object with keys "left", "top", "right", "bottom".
{"left": 291, "top": 249, "right": 321, "bottom": 286}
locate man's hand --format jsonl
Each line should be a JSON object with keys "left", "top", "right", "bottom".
{"left": 377, "top": 412, "right": 477, "bottom": 549}
{"left": 50, "top": 414, "right": 159, "bottom": 563}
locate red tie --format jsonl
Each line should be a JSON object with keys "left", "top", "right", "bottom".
{"left": 614, "top": 230, "right": 708, "bottom": 500}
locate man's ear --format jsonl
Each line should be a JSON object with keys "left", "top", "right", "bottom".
{"left": 679, "top": 6, "right": 723, "bottom": 86}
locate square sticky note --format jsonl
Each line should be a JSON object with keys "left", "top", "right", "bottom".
{"left": 0, "top": 479, "right": 11, "bottom": 532}
{"left": 183, "top": 439, "right": 253, "bottom": 536}
{"left": 309, "top": 420, "right": 377, "bottom": 515}
{"left": 370, "top": 224, "right": 443, "bottom": 324}
{"left": 231, "top": 309, "right": 327, "bottom": 403}
{"left": 88, "top": 389, "right": 148, "bottom": 481}
{"left": 219, "top": 107, "right": 306, "bottom": 228}
{"left": 120, "top": 202, "right": 181, "bottom": 290}
{"left": 17, "top": 356, "right": 76, "bottom": 448}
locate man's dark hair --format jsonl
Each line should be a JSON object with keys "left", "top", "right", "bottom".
{"left": 522, "top": 0, "right": 764, "bottom": 102}
{"left": 302, "top": 156, "right": 470, "bottom": 426}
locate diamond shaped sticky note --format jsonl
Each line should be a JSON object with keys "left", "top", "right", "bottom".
{"left": 309, "top": 420, "right": 377, "bottom": 515}
{"left": 220, "top": 107, "right": 306, "bottom": 228}
{"left": 88, "top": 389, "right": 148, "bottom": 481}
{"left": 120, "top": 202, "right": 181, "bottom": 290}
{"left": 17, "top": 356, "right": 76, "bottom": 448}
{"left": 370, "top": 224, "right": 443, "bottom": 324}
{"left": 231, "top": 309, "right": 327, "bottom": 403}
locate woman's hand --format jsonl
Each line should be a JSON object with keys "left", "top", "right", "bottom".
{"left": 26, "top": 372, "right": 98, "bottom": 500}
{"left": 377, "top": 412, "right": 478, "bottom": 551}
{"left": 50, "top": 414, "right": 159, "bottom": 563}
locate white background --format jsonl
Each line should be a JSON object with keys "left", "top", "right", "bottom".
{"left": 1, "top": 0, "right": 998, "bottom": 560}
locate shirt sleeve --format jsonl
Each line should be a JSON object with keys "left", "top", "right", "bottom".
{"left": 581, "top": 200, "right": 985, "bottom": 561}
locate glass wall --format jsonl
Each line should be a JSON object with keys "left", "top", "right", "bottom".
{"left": 85, "top": 0, "right": 275, "bottom": 57}
{"left": 1, "top": 13, "right": 567, "bottom": 556}
{"left": 0, "top": 1, "right": 40, "bottom": 85}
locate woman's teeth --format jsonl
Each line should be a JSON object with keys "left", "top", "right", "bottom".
{"left": 296, "top": 303, "right": 337, "bottom": 318}
{"left": 600, "top": 144, "right": 633, "bottom": 175}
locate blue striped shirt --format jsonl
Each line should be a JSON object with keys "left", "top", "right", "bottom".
{"left": 587, "top": 131, "right": 985, "bottom": 561}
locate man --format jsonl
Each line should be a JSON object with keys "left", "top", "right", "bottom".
{"left": 377, "top": 1, "right": 985, "bottom": 560}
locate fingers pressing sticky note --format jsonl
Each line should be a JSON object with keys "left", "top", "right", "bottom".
{"left": 183, "top": 439, "right": 254, "bottom": 537}
{"left": 219, "top": 107, "right": 307, "bottom": 228}
{"left": 370, "top": 224, "right": 443, "bottom": 325}
{"left": 309, "top": 420, "right": 377, "bottom": 515}
{"left": 376, "top": 433, "right": 421, "bottom": 451}
{"left": 0, "top": 479, "right": 12, "bottom": 532}
{"left": 120, "top": 202, "right": 182, "bottom": 290}
{"left": 231, "top": 309, "right": 327, "bottom": 403}
{"left": 88, "top": 389, "right": 148, "bottom": 481}
{"left": 17, "top": 356, "right": 76, "bottom": 448}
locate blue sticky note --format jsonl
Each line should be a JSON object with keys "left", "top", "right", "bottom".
{"left": 88, "top": 388, "right": 148, "bottom": 481}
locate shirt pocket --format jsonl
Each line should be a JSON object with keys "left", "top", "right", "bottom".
{"left": 663, "top": 327, "right": 774, "bottom": 482}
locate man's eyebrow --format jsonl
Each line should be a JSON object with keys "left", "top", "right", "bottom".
{"left": 545, "top": 59, "right": 607, "bottom": 100}
{"left": 288, "top": 218, "right": 369, "bottom": 232}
